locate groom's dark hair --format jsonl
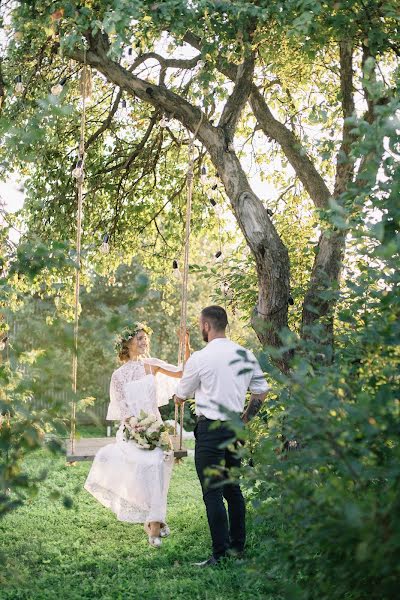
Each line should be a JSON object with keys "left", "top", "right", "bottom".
{"left": 201, "top": 305, "right": 228, "bottom": 331}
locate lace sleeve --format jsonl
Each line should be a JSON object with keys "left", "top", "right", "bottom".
{"left": 143, "top": 357, "right": 182, "bottom": 374}
{"left": 110, "top": 371, "right": 130, "bottom": 420}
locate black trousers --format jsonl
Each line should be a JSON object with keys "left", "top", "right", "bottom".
{"left": 194, "top": 418, "right": 246, "bottom": 559}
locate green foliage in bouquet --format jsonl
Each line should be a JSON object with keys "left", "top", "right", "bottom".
{"left": 123, "top": 411, "right": 172, "bottom": 452}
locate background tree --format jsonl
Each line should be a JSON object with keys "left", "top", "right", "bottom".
{"left": 1, "top": 1, "right": 396, "bottom": 371}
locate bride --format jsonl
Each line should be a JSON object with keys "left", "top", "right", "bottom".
{"left": 84, "top": 323, "right": 189, "bottom": 547}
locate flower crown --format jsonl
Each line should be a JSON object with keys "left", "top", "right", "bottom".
{"left": 115, "top": 322, "right": 152, "bottom": 353}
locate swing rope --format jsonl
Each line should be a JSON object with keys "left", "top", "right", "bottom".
{"left": 70, "top": 55, "right": 88, "bottom": 456}
{"left": 174, "top": 114, "right": 203, "bottom": 448}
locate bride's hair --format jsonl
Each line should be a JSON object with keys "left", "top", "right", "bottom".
{"left": 118, "top": 338, "right": 132, "bottom": 362}
{"left": 116, "top": 323, "right": 151, "bottom": 362}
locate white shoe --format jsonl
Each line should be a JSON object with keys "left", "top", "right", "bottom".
{"left": 144, "top": 523, "right": 162, "bottom": 547}
{"left": 160, "top": 524, "right": 170, "bottom": 538}
{"left": 148, "top": 535, "right": 162, "bottom": 548}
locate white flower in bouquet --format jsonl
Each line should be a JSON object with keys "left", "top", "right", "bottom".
{"left": 147, "top": 424, "right": 160, "bottom": 435}
{"left": 123, "top": 410, "right": 170, "bottom": 451}
{"left": 140, "top": 415, "right": 157, "bottom": 427}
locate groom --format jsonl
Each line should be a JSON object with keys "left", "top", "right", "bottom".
{"left": 174, "top": 305, "right": 268, "bottom": 566}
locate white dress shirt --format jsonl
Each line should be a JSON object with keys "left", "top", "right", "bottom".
{"left": 175, "top": 337, "right": 269, "bottom": 421}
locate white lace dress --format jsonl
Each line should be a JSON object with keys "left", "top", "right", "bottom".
{"left": 84, "top": 359, "right": 179, "bottom": 524}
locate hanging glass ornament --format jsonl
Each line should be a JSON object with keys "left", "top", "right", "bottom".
{"left": 200, "top": 166, "right": 208, "bottom": 185}
{"left": 215, "top": 250, "right": 223, "bottom": 262}
{"left": 72, "top": 159, "right": 84, "bottom": 180}
{"left": 120, "top": 99, "right": 128, "bottom": 116}
{"left": 100, "top": 233, "right": 110, "bottom": 254}
{"left": 208, "top": 198, "right": 223, "bottom": 217}
{"left": 221, "top": 281, "right": 234, "bottom": 299}
{"left": 51, "top": 83, "right": 63, "bottom": 96}
{"left": 160, "top": 116, "right": 169, "bottom": 128}
{"left": 14, "top": 75, "right": 24, "bottom": 96}
{"left": 172, "top": 259, "right": 181, "bottom": 280}
{"left": 221, "top": 281, "right": 229, "bottom": 295}
{"left": 214, "top": 203, "right": 223, "bottom": 217}
{"left": 207, "top": 187, "right": 217, "bottom": 200}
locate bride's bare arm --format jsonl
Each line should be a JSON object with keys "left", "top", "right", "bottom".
{"left": 150, "top": 331, "right": 190, "bottom": 378}
{"left": 156, "top": 366, "right": 183, "bottom": 378}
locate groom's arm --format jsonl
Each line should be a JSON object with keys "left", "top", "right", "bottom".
{"left": 174, "top": 354, "right": 200, "bottom": 403}
{"left": 242, "top": 355, "right": 269, "bottom": 422}
{"left": 242, "top": 392, "right": 267, "bottom": 423}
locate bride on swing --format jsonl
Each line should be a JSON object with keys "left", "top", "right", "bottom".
{"left": 84, "top": 322, "right": 189, "bottom": 547}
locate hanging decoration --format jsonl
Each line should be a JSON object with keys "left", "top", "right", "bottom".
{"left": 100, "top": 233, "right": 110, "bottom": 254}
{"left": 51, "top": 77, "right": 67, "bottom": 96}
{"left": 172, "top": 259, "right": 181, "bottom": 280}
{"left": 160, "top": 115, "right": 169, "bottom": 128}
{"left": 14, "top": 75, "right": 24, "bottom": 96}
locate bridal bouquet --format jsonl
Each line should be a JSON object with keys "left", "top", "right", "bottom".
{"left": 123, "top": 411, "right": 171, "bottom": 451}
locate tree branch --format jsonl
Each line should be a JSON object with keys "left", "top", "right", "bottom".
{"left": 69, "top": 33, "right": 220, "bottom": 150}
{"left": 334, "top": 40, "right": 355, "bottom": 196}
{"left": 219, "top": 54, "right": 255, "bottom": 142}
{"left": 86, "top": 88, "right": 123, "bottom": 149}
{"left": 183, "top": 31, "right": 332, "bottom": 210}
{"left": 129, "top": 51, "right": 202, "bottom": 72}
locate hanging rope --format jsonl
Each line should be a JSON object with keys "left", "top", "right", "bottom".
{"left": 174, "top": 113, "right": 203, "bottom": 449}
{"left": 70, "top": 54, "right": 89, "bottom": 456}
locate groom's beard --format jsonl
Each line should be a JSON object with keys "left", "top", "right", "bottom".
{"left": 201, "top": 328, "right": 209, "bottom": 343}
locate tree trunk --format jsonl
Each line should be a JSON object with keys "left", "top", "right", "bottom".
{"left": 208, "top": 147, "right": 291, "bottom": 371}
{"left": 301, "top": 229, "right": 346, "bottom": 360}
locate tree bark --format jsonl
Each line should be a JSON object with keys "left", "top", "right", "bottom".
{"left": 300, "top": 41, "right": 355, "bottom": 354}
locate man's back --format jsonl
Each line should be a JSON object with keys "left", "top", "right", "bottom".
{"left": 177, "top": 337, "right": 268, "bottom": 420}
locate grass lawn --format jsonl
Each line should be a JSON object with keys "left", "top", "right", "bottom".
{"left": 0, "top": 450, "right": 275, "bottom": 600}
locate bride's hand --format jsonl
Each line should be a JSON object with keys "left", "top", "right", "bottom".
{"left": 177, "top": 327, "right": 190, "bottom": 344}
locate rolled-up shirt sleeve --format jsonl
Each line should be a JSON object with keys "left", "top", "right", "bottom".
{"left": 175, "top": 353, "right": 200, "bottom": 400}
{"left": 249, "top": 356, "right": 269, "bottom": 394}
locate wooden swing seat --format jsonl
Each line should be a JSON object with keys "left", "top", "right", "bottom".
{"left": 65, "top": 437, "right": 114, "bottom": 462}
{"left": 169, "top": 434, "right": 188, "bottom": 459}
{"left": 65, "top": 436, "right": 187, "bottom": 462}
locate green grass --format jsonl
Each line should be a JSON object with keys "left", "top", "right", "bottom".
{"left": 0, "top": 452, "right": 276, "bottom": 600}
{"left": 76, "top": 424, "right": 107, "bottom": 438}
